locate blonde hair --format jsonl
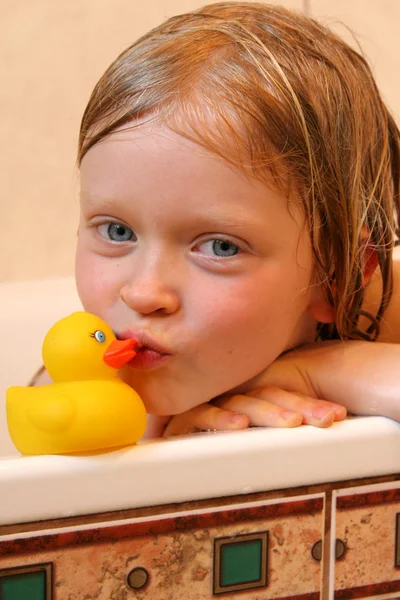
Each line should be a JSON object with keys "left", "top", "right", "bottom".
{"left": 78, "top": 2, "right": 400, "bottom": 341}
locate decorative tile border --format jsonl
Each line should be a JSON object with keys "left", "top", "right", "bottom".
{"left": 334, "top": 578, "right": 400, "bottom": 599}
{"left": 337, "top": 488, "right": 400, "bottom": 510}
{"left": 0, "top": 496, "right": 323, "bottom": 557}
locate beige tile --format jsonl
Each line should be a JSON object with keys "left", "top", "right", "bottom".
{"left": 0, "top": 502, "right": 323, "bottom": 599}
{"left": 335, "top": 502, "right": 400, "bottom": 590}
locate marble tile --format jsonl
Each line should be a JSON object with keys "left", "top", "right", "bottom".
{"left": 334, "top": 488, "right": 400, "bottom": 595}
{"left": 0, "top": 496, "right": 323, "bottom": 599}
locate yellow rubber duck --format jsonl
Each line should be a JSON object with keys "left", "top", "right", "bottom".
{"left": 6, "top": 312, "right": 146, "bottom": 455}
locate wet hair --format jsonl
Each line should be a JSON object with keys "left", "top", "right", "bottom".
{"left": 78, "top": 1, "right": 400, "bottom": 341}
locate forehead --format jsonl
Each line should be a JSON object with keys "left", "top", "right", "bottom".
{"left": 80, "top": 121, "right": 304, "bottom": 234}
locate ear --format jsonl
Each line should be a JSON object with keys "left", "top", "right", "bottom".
{"left": 307, "top": 231, "right": 378, "bottom": 325}
{"left": 307, "top": 294, "right": 336, "bottom": 323}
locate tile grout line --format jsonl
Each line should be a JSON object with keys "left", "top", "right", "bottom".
{"left": 322, "top": 490, "right": 333, "bottom": 600}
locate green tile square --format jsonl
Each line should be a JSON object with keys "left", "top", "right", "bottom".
{"left": 0, "top": 570, "right": 46, "bottom": 600}
{"left": 220, "top": 538, "right": 262, "bottom": 587}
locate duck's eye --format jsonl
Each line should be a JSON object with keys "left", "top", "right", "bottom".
{"left": 93, "top": 330, "right": 106, "bottom": 343}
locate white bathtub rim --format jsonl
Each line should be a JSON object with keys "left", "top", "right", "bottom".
{"left": 1, "top": 416, "right": 400, "bottom": 526}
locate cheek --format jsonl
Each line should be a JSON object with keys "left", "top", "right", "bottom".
{"left": 193, "top": 263, "right": 311, "bottom": 358}
{"left": 203, "top": 264, "right": 307, "bottom": 324}
{"left": 189, "top": 275, "right": 271, "bottom": 351}
{"left": 75, "top": 254, "right": 98, "bottom": 312}
{"left": 75, "top": 243, "right": 116, "bottom": 314}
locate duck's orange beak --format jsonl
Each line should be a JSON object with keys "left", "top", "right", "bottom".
{"left": 103, "top": 339, "right": 137, "bottom": 369}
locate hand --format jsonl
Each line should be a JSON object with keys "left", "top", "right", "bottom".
{"left": 163, "top": 392, "right": 346, "bottom": 437}
{"left": 163, "top": 339, "right": 400, "bottom": 437}
{"left": 163, "top": 343, "right": 348, "bottom": 437}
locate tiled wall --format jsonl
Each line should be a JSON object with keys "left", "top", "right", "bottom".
{"left": 0, "top": 497, "right": 324, "bottom": 599}
{"left": 3, "top": 479, "right": 400, "bottom": 599}
{"left": 1, "top": 0, "right": 399, "bottom": 281}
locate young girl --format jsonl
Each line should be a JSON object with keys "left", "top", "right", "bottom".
{"left": 37, "top": 2, "right": 400, "bottom": 438}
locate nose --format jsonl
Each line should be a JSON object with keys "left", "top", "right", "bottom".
{"left": 120, "top": 268, "right": 181, "bottom": 316}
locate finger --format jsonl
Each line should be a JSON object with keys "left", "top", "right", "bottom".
{"left": 331, "top": 406, "right": 347, "bottom": 421}
{"left": 216, "top": 387, "right": 341, "bottom": 428}
{"left": 247, "top": 386, "right": 347, "bottom": 422}
{"left": 163, "top": 404, "right": 249, "bottom": 437}
{"left": 214, "top": 392, "right": 304, "bottom": 428}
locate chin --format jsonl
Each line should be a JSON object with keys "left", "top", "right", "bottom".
{"left": 142, "top": 400, "right": 171, "bottom": 416}
{"left": 120, "top": 367, "right": 215, "bottom": 416}
{"left": 140, "top": 388, "right": 203, "bottom": 417}
{"left": 143, "top": 399, "right": 194, "bottom": 417}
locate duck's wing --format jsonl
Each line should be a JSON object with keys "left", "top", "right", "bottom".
{"left": 7, "top": 386, "right": 75, "bottom": 433}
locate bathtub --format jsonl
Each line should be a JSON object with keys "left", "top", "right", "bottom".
{"left": 2, "top": 278, "right": 400, "bottom": 599}
{"left": 1, "top": 276, "right": 400, "bottom": 528}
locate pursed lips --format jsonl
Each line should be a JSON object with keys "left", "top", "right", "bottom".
{"left": 116, "top": 330, "right": 172, "bottom": 356}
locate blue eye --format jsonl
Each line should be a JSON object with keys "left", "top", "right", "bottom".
{"left": 212, "top": 240, "right": 239, "bottom": 257}
{"left": 94, "top": 330, "right": 106, "bottom": 343}
{"left": 106, "top": 223, "right": 135, "bottom": 242}
{"left": 198, "top": 239, "right": 240, "bottom": 257}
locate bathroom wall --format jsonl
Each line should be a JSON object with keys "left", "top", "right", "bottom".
{"left": 1, "top": 0, "right": 399, "bottom": 282}
{"left": 309, "top": 0, "right": 400, "bottom": 122}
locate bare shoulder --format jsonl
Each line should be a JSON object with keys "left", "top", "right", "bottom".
{"left": 362, "top": 246, "right": 400, "bottom": 343}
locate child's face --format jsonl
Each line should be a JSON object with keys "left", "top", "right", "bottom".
{"left": 76, "top": 121, "right": 321, "bottom": 415}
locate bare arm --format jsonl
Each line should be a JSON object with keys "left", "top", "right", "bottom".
{"left": 250, "top": 340, "right": 400, "bottom": 422}
{"left": 309, "top": 341, "right": 400, "bottom": 420}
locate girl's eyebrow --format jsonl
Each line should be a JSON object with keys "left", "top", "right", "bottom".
{"left": 182, "top": 212, "right": 263, "bottom": 232}
{"left": 81, "top": 191, "right": 257, "bottom": 220}
{"left": 79, "top": 191, "right": 280, "bottom": 234}
{"left": 80, "top": 192, "right": 109, "bottom": 203}
{"left": 80, "top": 192, "right": 125, "bottom": 209}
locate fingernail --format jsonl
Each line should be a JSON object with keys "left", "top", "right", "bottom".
{"left": 334, "top": 406, "right": 347, "bottom": 420}
{"left": 316, "top": 409, "right": 335, "bottom": 427}
{"left": 229, "top": 413, "right": 247, "bottom": 426}
{"left": 281, "top": 411, "right": 303, "bottom": 426}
